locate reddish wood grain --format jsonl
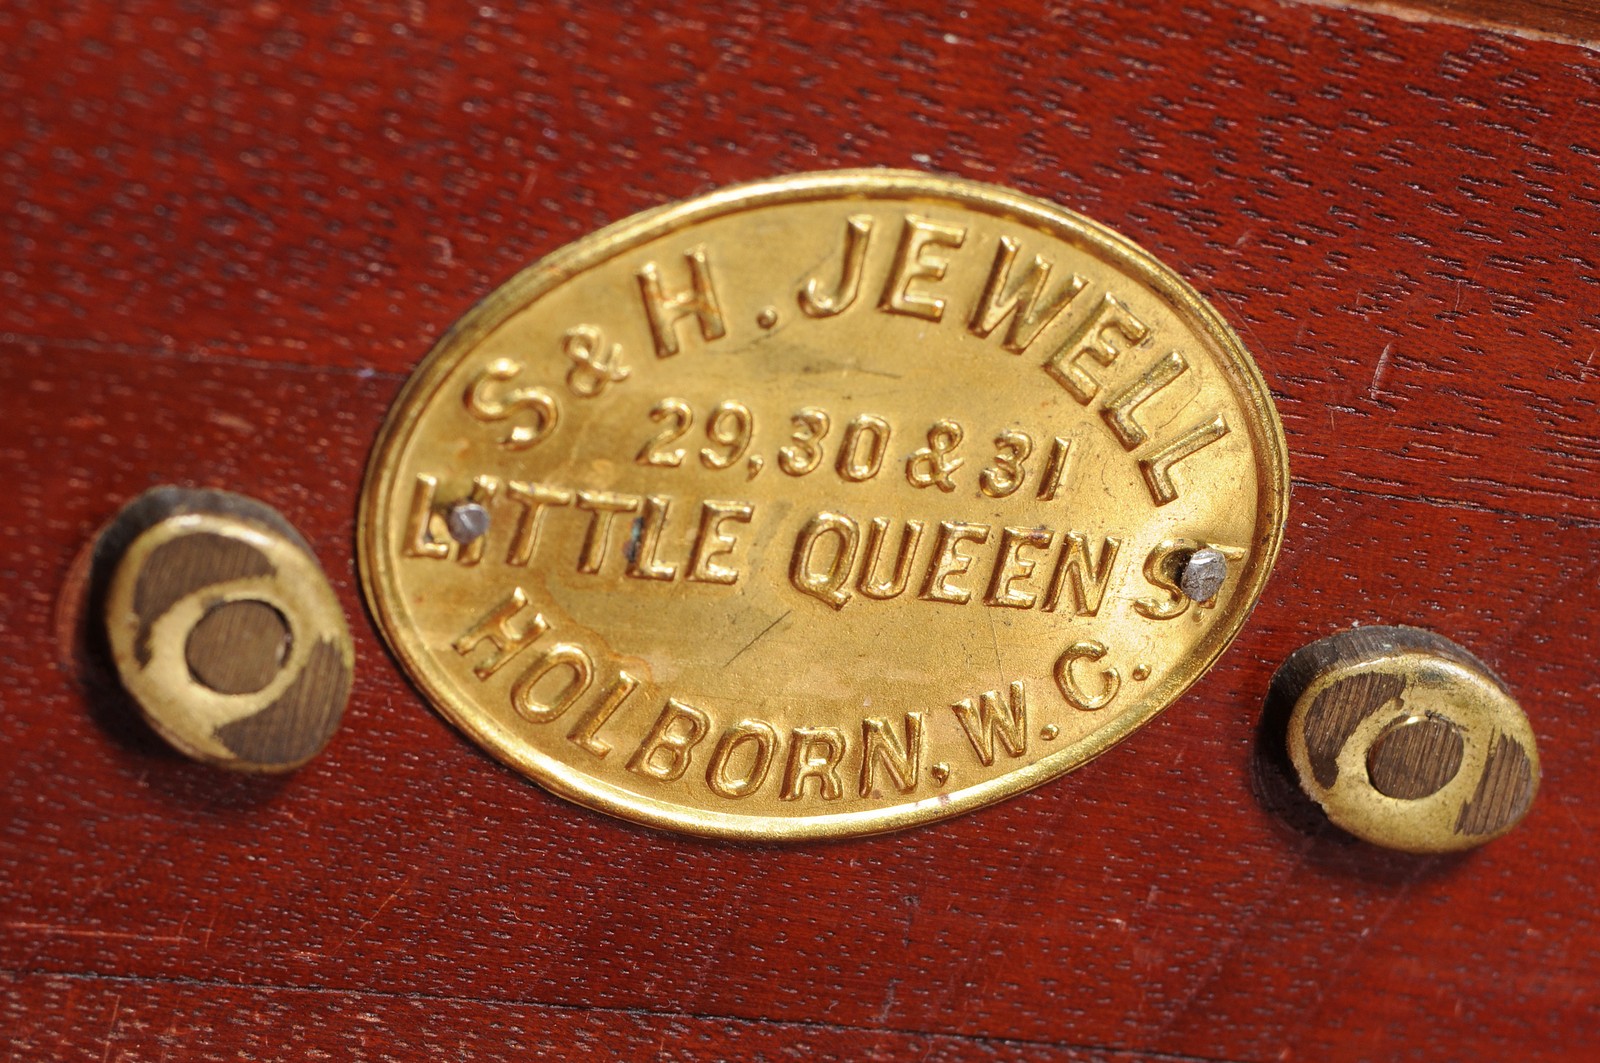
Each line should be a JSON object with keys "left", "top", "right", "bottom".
{"left": 2, "top": 347, "right": 1597, "bottom": 1058}
{"left": 4, "top": 0, "right": 1599, "bottom": 530}
{"left": 1332, "top": 0, "right": 1600, "bottom": 44}
{"left": 2, "top": 0, "right": 1599, "bottom": 1061}
{"left": 0, "top": 971, "right": 1156, "bottom": 1063}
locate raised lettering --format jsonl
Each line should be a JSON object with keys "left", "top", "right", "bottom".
{"left": 699, "top": 401, "right": 754, "bottom": 470}
{"left": 464, "top": 358, "right": 560, "bottom": 449}
{"left": 403, "top": 473, "right": 448, "bottom": 560}
{"left": 778, "top": 407, "right": 831, "bottom": 476}
{"left": 968, "top": 235, "right": 1085, "bottom": 353}
{"left": 563, "top": 324, "right": 630, "bottom": 398}
{"left": 920, "top": 521, "right": 991, "bottom": 605}
{"left": 986, "top": 527, "right": 1055, "bottom": 609}
{"left": 511, "top": 643, "right": 594, "bottom": 723}
{"left": 1036, "top": 436, "right": 1074, "bottom": 501}
{"left": 575, "top": 491, "right": 642, "bottom": 574}
{"left": 836, "top": 414, "right": 891, "bottom": 481}
{"left": 625, "top": 495, "right": 679, "bottom": 581}
{"left": 566, "top": 672, "right": 640, "bottom": 759}
{"left": 857, "top": 518, "right": 925, "bottom": 600}
{"left": 952, "top": 681, "right": 1028, "bottom": 766}
{"left": 905, "top": 420, "right": 965, "bottom": 493}
{"left": 781, "top": 726, "right": 847, "bottom": 801}
{"left": 1134, "top": 538, "right": 1196, "bottom": 620}
{"left": 705, "top": 720, "right": 778, "bottom": 799}
{"left": 1042, "top": 294, "right": 1151, "bottom": 404}
{"left": 1055, "top": 640, "right": 1120, "bottom": 711}
{"left": 456, "top": 475, "right": 500, "bottom": 567}
{"left": 979, "top": 429, "right": 1033, "bottom": 498}
{"left": 1141, "top": 414, "right": 1230, "bottom": 506}
{"left": 687, "top": 500, "right": 754, "bottom": 584}
{"left": 627, "top": 699, "right": 711, "bottom": 782}
{"left": 636, "top": 246, "right": 726, "bottom": 358}
{"left": 879, "top": 214, "right": 967, "bottom": 321}
{"left": 453, "top": 587, "right": 548, "bottom": 679}
{"left": 636, "top": 397, "right": 694, "bottom": 467}
{"left": 799, "top": 214, "right": 874, "bottom": 318}
{"left": 791, "top": 513, "right": 859, "bottom": 610}
{"left": 1042, "top": 533, "right": 1120, "bottom": 616}
{"left": 1101, "top": 350, "right": 1188, "bottom": 451}
{"left": 860, "top": 713, "right": 925, "bottom": 797}
{"left": 504, "top": 481, "right": 574, "bottom": 567}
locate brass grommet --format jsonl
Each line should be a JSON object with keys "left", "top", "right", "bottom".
{"left": 100, "top": 488, "right": 354, "bottom": 773}
{"left": 1278, "top": 626, "right": 1538, "bottom": 853}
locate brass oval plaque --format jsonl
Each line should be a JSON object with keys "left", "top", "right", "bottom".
{"left": 359, "top": 170, "right": 1289, "bottom": 839}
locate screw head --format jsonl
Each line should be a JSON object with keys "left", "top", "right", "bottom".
{"left": 445, "top": 501, "right": 491, "bottom": 544}
{"left": 1179, "top": 547, "right": 1228, "bottom": 602}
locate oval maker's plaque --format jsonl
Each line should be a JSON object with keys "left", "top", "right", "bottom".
{"left": 359, "top": 170, "right": 1290, "bottom": 840}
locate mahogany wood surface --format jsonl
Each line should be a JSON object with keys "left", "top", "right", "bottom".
{"left": 3, "top": 1, "right": 1598, "bottom": 1059}
{"left": 1333, "top": 0, "right": 1600, "bottom": 45}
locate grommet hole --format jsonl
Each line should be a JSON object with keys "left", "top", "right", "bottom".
{"left": 185, "top": 600, "right": 292, "bottom": 695}
{"left": 1366, "top": 715, "right": 1464, "bottom": 800}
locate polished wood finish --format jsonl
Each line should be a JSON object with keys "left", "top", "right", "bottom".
{"left": 3, "top": 0, "right": 1598, "bottom": 1059}
{"left": 1334, "top": 0, "right": 1600, "bottom": 44}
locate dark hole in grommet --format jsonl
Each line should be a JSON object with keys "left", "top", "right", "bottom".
{"left": 185, "top": 599, "right": 292, "bottom": 695}
{"left": 1366, "top": 715, "right": 1465, "bottom": 800}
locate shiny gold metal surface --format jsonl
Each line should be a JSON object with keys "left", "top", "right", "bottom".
{"left": 359, "top": 170, "right": 1290, "bottom": 839}
{"left": 1280, "top": 626, "right": 1539, "bottom": 853}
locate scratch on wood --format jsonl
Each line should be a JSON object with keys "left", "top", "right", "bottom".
{"left": 5, "top": 922, "right": 186, "bottom": 945}
{"left": 1369, "top": 342, "right": 1393, "bottom": 398}
{"left": 100, "top": 992, "right": 122, "bottom": 1063}
{"left": 331, "top": 875, "right": 416, "bottom": 956}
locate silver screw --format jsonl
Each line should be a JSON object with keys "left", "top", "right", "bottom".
{"left": 445, "top": 501, "right": 491, "bottom": 544}
{"left": 1179, "top": 547, "right": 1228, "bottom": 602}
